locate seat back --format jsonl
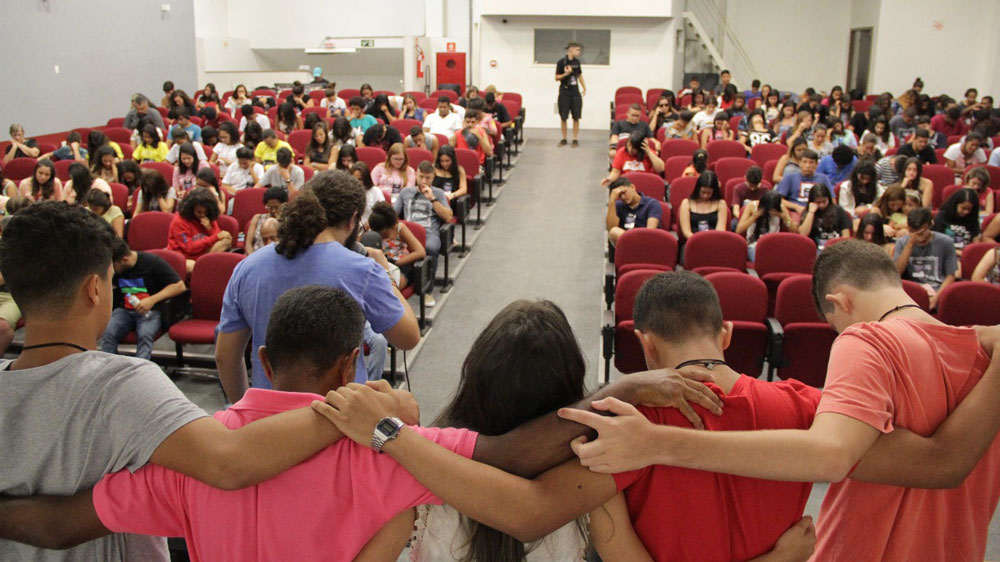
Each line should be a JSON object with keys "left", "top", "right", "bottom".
{"left": 773, "top": 274, "right": 836, "bottom": 387}
{"left": 921, "top": 164, "right": 957, "bottom": 208}
{"left": 401, "top": 91, "right": 428, "bottom": 103}
{"left": 127, "top": 211, "right": 174, "bottom": 250}
{"left": 104, "top": 127, "right": 133, "bottom": 145}
{"left": 146, "top": 249, "right": 187, "bottom": 281}
{"left": 106, "top": 117, "right": 127, "bottom": 128}
{"left": 667, "top": 176, "right": 698, "bottom": 230}
{"left": 901, "top": 280, "right": 931, "bottom": 311}
{"left": 53, "top": 159, "right": 75, "bottom": 181}
{"left": 189, "top": 253, "right": 244, "bottom": 321}
{"left": 454, "top": 148, "right": 480, "bottom": 180}
{"left": 1, "top": 157, "right": 37, "bottom": 182}
{"left": 660, "top": 139, "right": 699, "bottom": 162}
{"left": 356, "top": 146, "right": 387, "bottom": 171}
{"left": 390, "top": 119, "right": 424, "bottom": 137}
{"left": 230, "top": 188, "right": 268, "bottom": 233}
{"left": 715, "top": 157, "right": 754, "bottom": 187}
{"left": 613, "top": 269, "right": 661, "bottom": 374}
{"left": 614, "top": 93, "right": 644, "bottom": 108}
{"left": 983, "top": 166, "right": 1000, "bottom": 194}
{"left": 500, "top": 99, "right": 521, "bottom": 122}
{"left": 614, "top": 228, "right": 678, "bottom": 273}
{"left": 373, "top": 90, "right": 396, "bottom": 98}
{"left": 338, "top": 88, "right": 361, "bottom": 101}
{"left": 763, "top": 160, "right": 780, "bottom": 184}
{"left": 109, "top": 182, "right": 129, "bottom": 211}
{"left": 623, "top": 172, "right": 665, "bottom": 201}
{"left": 287, "top": 130, "right": 312, "bottom": 160}
{"left": 774, "top": 275, "right": 822, "bottom": 324}
{"left": 750, "top": 142, "right": 787, "bottom": 169}
{"left": 140, "top": 161, "right": 175, "bottom": 184}
{"left": 431, "top": 90, "right": 459, "bottom": 103}
{"left": 406, "top": 148, "right": 434, "bottom": 170}
{"left": 645, "top": 88, "right": 667, "bottom": 111}
{"left": 419, "top": 98, "right": 440, "bottom": 111}
{"left": 683, "top": 231, "right": 748, "bottom": 272}
{"left": 217, "top": 214, "right": 240, "bottom": 242}
{"left": 706, "top": 140, "right": 746, "bottom": 164}
{"left": 754, "top": 233, "right": 817, "bottom": 277}
{"left": 705, "top": 271, "right": 767, "bottom": 322}
{"left": 937, "top": 282, "right": 1000, "bottom": 326}
{"left": 615, "top": 86, "right": 642, "bottom": 98}
{"left": 663, "top": 156, "right": 691, "bottom": 184}
{"left": 301, "top": 106, "right": 328, "bottom": 121}
{"left": 962, "top": 241, "right": 999, "bottom": 280}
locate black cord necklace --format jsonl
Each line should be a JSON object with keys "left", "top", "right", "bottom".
{"left": 675, "top": 358, "right": 730, "bottom": 370}
{"left": 21, "top": 342, "right": 88, "bottom": 353}
{"left": 877, "top": 304, "right": 922, "bottom": 323}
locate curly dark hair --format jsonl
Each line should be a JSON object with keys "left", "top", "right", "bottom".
{"left": 276, "top": 170, "right": 364, "bottom": 259}
{"left": 178, "top": 187, "right": 221, "bottom": 222}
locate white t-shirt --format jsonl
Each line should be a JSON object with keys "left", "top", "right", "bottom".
{"left": 165, "top": 141, "right": 207, "bottom": 164}
{"left": 943, "top": 142, "right": 987, "bottom": 169}
{"left": 212, "top": 142, "right": 241, "bottom": 166}
{"left": 239, "top": 114, "right": 272, "bottom": 132}
{"left": 222, "top": 161, "right": 265, "bottom": 190}
{"left": 692, "top": 108, "right": 720, "bottom": 131}
{"left": 321, "top": 97, "right": 347, "bottom": 112}
{"left": 423, "top": 111, "right": 463, "bottom": 137}
{"left": 362, "top": 186, "right": 385, "bottom": 224}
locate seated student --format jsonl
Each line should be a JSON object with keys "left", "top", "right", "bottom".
{"left": 741, "top": 110, "right": 776, "bottom": 153}
{"left": 99, "top": 237, "right": 185, "bottom": 359}
{"left": 861, "top": 117, "right": 895, "bottom": 155}
{"left": 450, "top": 109, "right": 494, "bottom": 166}
{"left": 196, "top": 82, "right": 221, "bottom": 110}
{"left": 254, "top": 129, "right": 294, "bottom": 170}
{"left": 117, "top": 159, "right": 142, "bottom": 199}
{"left": 896, "top": 128, "right": 937, "bottom": 164}
{"left": 682, "top": 148, "right": 709, "bottom": 178}
{"left": 895, "top": 207, "right": 957, "bottom": 308}
{"left": 805, "top": 123, "right": 833, "bottom": 158}
{"left": 0, "top": 169, "right": 16, "bottom": 199}
{"left": 933, "top": 188, "right": 982, "bottom": 260}
{"left": 944, "top": 131, "right": 987, "bottom": 176}
{"left": 164, "top": 128, "right": 208, "bottom": 164}
{"left": 649, "top": 95, "right": 681, "bottom": 132}
{"left": 257, "top": 147, "right": 304, "bottom": 196}
{"left": 336, "top": 143, "right": 359, "bottom": 171}
{"left": 678, "top": 171, "right": 728, "bottom": 242}
{"left": 893, "top": 156, "right": 934, "bottom": 208}
{"left": 303, "top": 122, "right": 333, "bottom": 172}
{"left": 601, "top": 132, "right": 665, "bottom": 187}
{"left": 699, "top": 111, "right": 734, "bottom": 148}
{"left": 171, "top": 143, "right": 211, "bottom": 195}
{"left": 321, "top": 87, "right": 347, "bottom": 118}
{"left": 3, "top": 123, "right": 40, "bottom": 163}
{"left": 63, "top": 162, "right": 112, "bottom": 206}
{"left": 372, "top": 143, "right": 416, "bottom": 197}
{"left": 932, "top": 105, "right": 968, "bottom": 138}
{"left": 42, "top": 131, "right": 88, "bottom": 163}
{"left": 238, "top": 104, "right": 271, "bottom": 133}
{"left": 85, "top": 190, "right": 125, "bottom": 238}
{"left": 348, "top": 96, "right": 378, "bottom": 137}
{"left": 423, "top": 96, "right": 464, "bottom": 138}
{"left": 18, "top": 159, "right": 62, "bottom": 202}
{"left": 200, "top": 124, "right": 218, "bottom": 151}
{"left": 211, "top": 121, "right": 242, "bottom": 168}
{"left": 166, "top": 107, "right": 202, "bottom": 144}
{"left": 193, "top": 166, "right": 226, "bottom": 214}
{"left": 772, "top": 137, "right": 808, "bottom": 184}
{"left": 366, "top": 93, "right": 398, "bottom": 124}
{"left": 776, "top": 149, "right": 831, "bottom": 214}
{"left": 798, "top": 184, "right": 852, "bottom": 250}
{"left": 430, "top": 144, "right": 467, "bottom": 203}
{"left": 287, "top": 83, "right": 314, "bottom": 111}
{"left": 132, "top": 125, "right": 168, "bottom": 163}
{"left": 837, "top": 159, "right": 883, "bottom": 219}
{"left": 275, "top": 102, "right": 302, "bottom": 136}
{"left": 220, "top": 147, "right": 264, "bottom": 203}
{"left": 404, "top": 126, "right": 439, "bottom": 157}
{"left": 889, "top": 106, "right": 918, "bottom": 142}
{"left": 737, "top": 190, "right": 797, "bottom": 261}
{"left": 561, "top": 241, "right": 1000, "bottom": 562}
{"left": 857, "top": 132, "right": 883, "bottom": 161}
{"left": 963, "top": 166, "right": 995, "bottom": 215}
{"left": 361, "top": 123, "right": 404, "bottom": 153}
{"left": 0, "top": 202, "right": 381, "bottom": 561}
{"left": 691, "top": 97, "right": 720, "bottom": 131}
{"left": 855, "top": 212, "right": 895, "bottom": 256}
{"left": 772, "top": 102, "right": 798, "bottom": 138}
{"left": 246, "top": 187, "right": 288, "bottom": 256}
{"left": 816, "top": 144, "right": 856, "bottom": 185}
{"left": 166, "top": 90, "right": 197, "bottom": 121}
{"left": 88, "top": 130, "right": 124, "bottom": 164}
{"left": 872, "top": 185, "right": 911, "bottom": 239}
{"left": 199, "top": 110, "right": 222, "bottom": 137}
{"left": 828, "top": 119, "right": 857, "bottom": 149}
{"left": 609, "top": 104, "right": 653, "bottom": 160}
{"left": 91, "top": 146, "right": 120, "bottom": 184}
{"left": 350, "top": 161, "right": 382, "bottom": 225}
{"left": 367, "top": 202, "right": 426, "bottom": 290}
{"left": 482, "top": 91, "right": 510, "bottom": 126}
{"left": 662, "top": 110, "right": 696, "bottom": 141}
{"left": 730, "top": 165, "right": 768, "bottom": 219}
{"left": 784, "top": 110, "right": 815, "bottom": 147}
{"left": 123, "top": 94, "right": 166, "bottom": 131}
{"left": 394, "top": 161, "right": 452, "bottom": 303}
{"left": 224, "top": 84, "right": 250, "bottom": 117}
{"left": 167, "top": 187, "right": 233, "bottom": 272}
{"left": 605, "top": 177, "right": 662, "bottom": 246}
{"left": 972, "top": 242, "right": 1000, "bottom": 284}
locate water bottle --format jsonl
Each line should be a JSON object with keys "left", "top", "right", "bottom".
{"left": 126, "top": 294, "right": 152, "bottom": 318}
{"left": 238, "top": 231, "right": 246, "bottom": 245}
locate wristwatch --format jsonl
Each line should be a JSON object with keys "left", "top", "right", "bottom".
{"left": 371, "top": 416, "right": 405, "bottom": 453}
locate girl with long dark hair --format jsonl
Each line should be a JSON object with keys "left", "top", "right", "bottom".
{"left": 798, "top": 183, "right": 851, "bottom": 249}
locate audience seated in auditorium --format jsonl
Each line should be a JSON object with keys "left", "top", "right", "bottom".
{"left": 351, "top": 161, "right": 382, "bottom": 225}
{"left": 40, "top": 131, "right": 87, "bottom": 163}
{"left": 167, "top": 107, "right": 203, "bottom": 144}
{"left": 193, "top": 167, "right": 226, "bottom": 214}
{"left": 601, "top": 131, "right": 664, "bottom": 187}
{"left": 257, "top": 147, "right": 304, "bottom": 196}
{"left": 304, "top": 122, "right": 333, "bottom": 172}
{"left": 0, "top": 170, "right": 16, "bottom": 199}
{"left": 609, "top": 104, "right": 653, "bottom": 160}
{"left": 933, "top": 188, "right": 982, "bottom": 260}
{"left": 254, "top": 129, "right": 293, "bottom": 170}
{"left": 889, "top": 107, "right": 918, "bottom": 142}
{"left": 798, "top": 184, "right": 851, "bottom": 250}
{"left": 172, "top": 143, "right": 211, "bottom": 195}
{"left": 90, "top": 146, "right": 119, "bottom": 184}
{"left": 451, "top": 110, "right": 493, "bottom": 165}
{"left": 134, "top": 168, "right": 176, "bottom": 215}
{"left": 221, "top": 147, "right": 264, "bottom": 202}
{"left": 395, "top": 162, "right": 452, "bottom": 307}
{"left": 896, "top": 128, "right": 937, "bottom": 164}
{"left": 63, "top": 162, "right": 111, "bottom": 206}
{"left": 167, "top": 187, "right": 233, "bottom": 272}
{"left": 649, "top": 94, "right": 680, "bottom": 132}
{"left": 322, "top": 87, "right": 347, "bottom": 118}
{"left": 699, "top": 111, "right": 734, "bottom": 148}
{"left": 895, "top": 207, "right": 956, "bottom": 308}
{"left": 423, "top": 97, "right": 464, "bottom": 138}
{"left": 405, "top": 127, "right": 439, "bottom": 158}
{"left": 432, "top": 145, "right": 467, "bottom": 201}
{"left": 361, "top": 123, "right": 404, "bottom": 153}
{"left": 210, "top": 121, "right": 242, "bottom": 168}
{"left": 124, "top": 94, "right": 166, "bottom": 131}
{"left": 605, "top": 177, "right": 661, "bottom": 246}
{"left": 133, "top": 125, "right": 168, "bottom": 163}
{"left": 741, "top": 111, "right": 776, "bottom": 152}
{"left": 367, "top": 94, "right": 398, "bottom": 124}
{"left": 805, "top": 123, "right": 833, "bottom": 158}
{"left": 336, "top": 144, "right": 359, "bottom": 171}
{"left": 861, "top": 117, "right": 895, "bottom": 154}
{"left": 828, "top": 119, "right": 857, "bottom": 149}
{"left": 691, "top": 97, "right": 720, "bottom": 131}
{"left": 3, "top": 123, "right": 40, "bottom": 163}
{"left": 246, "top": 187, "right": 288, "bottom": 256}
{"left": 772, "top": 103, "right": 798, "bottom": 138}
{"left": 196, "top": 82, "right": 221, "bottom": 110}
{"left": 275, "top": 102, "right": 302, "bottom": 136}
{"left": 971, "top": 242, "right": 1000, "bottom": 283}
{"left": 855, "top": 213, "right": 894, "bottom": 255}
{"left": 944, "top": 132, "right": 987, "bottom": 176}
{"left": 964, "top": 167, "right": 994, "bottom": 215}
{"left": 776, "top": 149, "right": 831, "bottom": 214}
{"left": 287, "top": 83, "right": 314, "bottom": 111}
{"left": 772, "top": 137, "right": 807, "bottom": 183}
{"left": 348, "top": 97, "right": 378, "bottom": 137}
{"left": 483, "top": 92, "right": 510, "bottom": 125}
{"left": 166, "top": 90, "right": 197, "bottom": 121}
{"left": 117, "top": 160, "right": 142, "bottom": 198}
{"left": 871, "top": 185, "right": 910, "bottom": 238}
{"left": 737, "top": 190, "right": 797, "bottom": 261}
{"left": 816, "top": 144, "right": 856, "bottom": 185}
{"left": 837, "top": 160, "right": 883, "bottom": 220}
{"left": 662, "top": 110, "right": 695, "bottom": 141}
{"left": 372, "top": 143, "right": 416, "bottom": 197}
{"left": 18, "top": 159, "right": 62, "bottom": 202}
{"left": 368, "top": 202, "right": 426, "bottom": 291}
{"left": 678, "top": 171, "right": 728, "bottom": 242}
{"left": 165, "top": 128, "right": 207, "bottom": 164}
{"left": 730, "top": 165, "right": 767, "bottom": 218}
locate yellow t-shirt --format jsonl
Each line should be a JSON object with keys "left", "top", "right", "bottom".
{"left": 254, "top": 140, "right": 293, "bottom": 169}
{"left": 133, "top": 142, "right": 168, "bottom": 163}
{"left": 108, "top": 141, "right": 125, "bottom": 160}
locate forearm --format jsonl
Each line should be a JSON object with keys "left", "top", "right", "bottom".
{"left": 895, "top": 244, "right": 912, "bottom": 275}
{"left": 148, "top": 281, "right": 187, "bottom": 305}
{"left": 0, "top": 491, "right": 108, "bottom": 550}
{"left": 606, "top": 202, "right": 620, "bottom": 231}
{"left": 215, "top": 332, "right": 250, "bottom": 402}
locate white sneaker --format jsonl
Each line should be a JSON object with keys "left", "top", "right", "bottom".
{"left": 424, "top": 294, "right": 436, "bottom": 307}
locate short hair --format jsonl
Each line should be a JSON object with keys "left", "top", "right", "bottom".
{"left": 634, "top": 271, "right": 723, "bottom": 342}
{"left": 409, "top": 126, "right": 423, "bottom": 137}
{"left": 437, "top": 96, "right": 451, "bottom": 106}
{"left": 292, "top": 84, "right": 304, "bottom": 96}
{"left": 966, "top": 131, "right": 984, "bottom": 143}
{"left": 236, "top": 146, "right": 253, "bottom": 160}
{"left": 907, "top": 206, "right": 932, "bottom": 229}
{"left": 800, "top": 149, "right": 819, "bottom": 162}
{"left": 464, "top": 109, "right": 482, "bottom": 121}
{"left": 679, "top": 110, "right": 694, "bottom": 122}
{"left": 417, "top": 160, "right": 435, "bottom": 174}
{"left": 134, "top": 94, "right": 149, "bottom": 106}
{"left": 566, "top": 41, "right": 582, "bottom": 49}
{"left": 947, "top": 106, "right": 962, "bottom": 120}
{"left": 176, "top": 107, "right": 190, "bottom": 120}
{"left": 264, "top": 285, "right": 364, "bottom": 380}
{"left": 745, "top": 165, "right": 762, "bottom": 184}
{"left": 276, "top": 147, "right": 293, "bottom": 167}
{"left": 163, "top": 80, "right": 174, "bottom": 93}
{"left": 367, "top": 201, "right": 398, "bottom": 232}
{"left": 608, "top": 177, "right": 633, "bottom": 190}
{"left": 111, "top": 237, "right": 131, "bottom": 262}
{"left": 831, "top": 144, "right": 854, "bottom": 166}
{"left": 484, "top": 92, "right": 496, "bottom": 103}
{"left": 966, "top": 166, "right": 990, "bottom": 188}
{"left": 262, "top": 128, "right": 277, "bottom": 140}
{"left": 348, "top": 96, "right": 365, "bottom": 109}
{"left": 241, "top": 104, "right": 255, "bottom": 117}
{"left": 811, "top": 240, "right": 902, "bottom": 315}
{"left": 324, "top": 87, "right": 337, "bottom": 98}
{"left": 720, "top": 70, "right": 731, "bottom": 76}
{"left": 904, "top": 107, "right": 917, "bottom": 118}
{"left": 628, "top": 103, "right": 642, "bottom": 112}
{"left": 913, "top": 128, "right": 930, "bottom": 139}
{"left": 263, "top": 186, "right": 289, "bottom": 204}
{"left": 0, "top": 202, "right": 116, "bottom": 316}
{"left": 171, "top": 127, "right": 189, "bottom": 141}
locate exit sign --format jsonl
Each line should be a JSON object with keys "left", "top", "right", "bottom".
{"left": 360, "top": 39, "right": 374, "bottom": 47}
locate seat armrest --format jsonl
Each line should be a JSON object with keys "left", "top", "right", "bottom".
{"left": 439, "top": 222, "right": 455, "bottom": 249}
{"left": 451, "top": 195, "right": 470, "bottom": 223}
{"left": 604, "top": 262, "right": 616, "bottom": 309}
{"left": 765, "top": 317, "right": 786, "bottom": 371}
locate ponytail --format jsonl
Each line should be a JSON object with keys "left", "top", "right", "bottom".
{"left": 275, "top": 194, "right": 327, "bottom": 259}
{"left": 275, "top": 170, "right": 366, "bottom": 259}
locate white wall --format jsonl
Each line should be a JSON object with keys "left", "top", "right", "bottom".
{"left": 478, "top": 16, "right": 679, "bottom": 130}
{"left": 481, "top": 0, "right": 673, "bottom": 17}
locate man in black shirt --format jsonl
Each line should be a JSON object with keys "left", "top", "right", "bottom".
{"left": 99, "top": 238, "right": 186, "bottom": 360}
{"left": 483, "top": 92, "right": 510, "bottom": 124}
{"left": 2, "top": 124, "right": 40, "bottom": 164}
{"left": 555, "top": 42, "right": 586, "bottom": 147}
{"left": 896, "top": 128, "right": 938, "bottom": 164}
{"left": 609, "top": 104, "right": 652, "bottom": 159}
{"left": 361, "top": 123, "right": 404, "bottom": 153}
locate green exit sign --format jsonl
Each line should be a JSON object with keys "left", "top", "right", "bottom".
{"left": 360, "top": 39, "right": 374, "bottom": 47}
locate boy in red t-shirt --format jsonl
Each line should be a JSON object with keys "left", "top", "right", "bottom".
{"left": 601, "top": 131, "right": 664, "bottom": 187}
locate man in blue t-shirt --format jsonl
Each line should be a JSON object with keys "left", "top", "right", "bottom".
{"left": 776, "top": 149, "right": 832, "bottom": 213}
{"left": 816, "top": 145, "right": 856, "bottom": 185}
{"left": 606, "top": 177, "right": 662, "bottom": 245}
{"left": 216, "top": 171, "right": 420, "bottom": 403}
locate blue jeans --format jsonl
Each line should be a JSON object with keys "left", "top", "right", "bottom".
{"left": 100, "top": 307, "right": 162, "bottom": 360}
{"left": 424, "top": 230, "right": 441, "bottom": 284}
{"left": 363, "top": 321, "right": 388, "bottom": 381}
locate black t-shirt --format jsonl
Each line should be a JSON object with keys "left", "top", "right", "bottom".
{"left": 432, "top": 173, "right": 457, "bottom": 194}
{"left": 113, "top": 252, "right": 182, "bottom": 312}
{"left": 897, "top": 142, "right": 938, "bottom": 164}
{"left": 486, "top": 102, "right": 511, "bottom": 123}
{"left": 556, "top": 56, "right": 582, "bottom": 91}
{"left": 610, "top": 120, "right": 652, "bottom": 139}
{"left": 850, "top": 113, "right": 870, "bottom": 136}
{"left": 809, "top": 206, "right": 852, "bottom": 248}
{"left": 361, "top": 126, "right": 403, "bottom": 153}
{"left": 3, "top": 139, "right": 37, "bottom": 158}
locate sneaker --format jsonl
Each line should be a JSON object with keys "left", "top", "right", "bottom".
{"left": 572, "top": 139, "right": 579, "bottom": 147}
{"left": 558, "top": 139, "right": 568, "bottom": 146}
{"left": 424, "top": 294, "right": 436, "bottom": 307}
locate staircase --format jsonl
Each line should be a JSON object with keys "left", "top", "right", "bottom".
{"left": 682, "top": 0, "right": 758, "bottom": 87}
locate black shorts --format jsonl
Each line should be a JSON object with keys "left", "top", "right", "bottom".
{"left": 558, "top": 89, "right": 582, "bottom": 121}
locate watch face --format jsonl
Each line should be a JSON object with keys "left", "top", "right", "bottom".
{"left": 377, "top": 419, "right": 398, "bottom": 434}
